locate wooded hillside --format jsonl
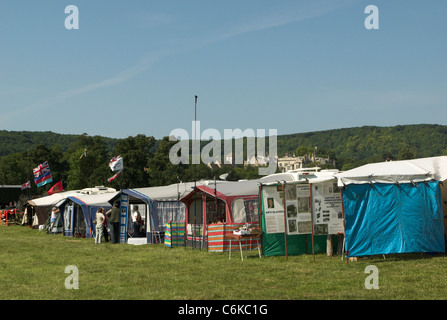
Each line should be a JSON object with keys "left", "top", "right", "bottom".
{"left": 1, "top": 124, "right": 446, "bottom": 196}
{"left": 0, "top": 130, "right": 119, "bottom": 156}
{"left": 277, "top": 124, "right": 447, "bottom": 169}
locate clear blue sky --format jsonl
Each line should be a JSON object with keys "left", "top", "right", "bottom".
{"left": 0, "top": 1, "right": 445, "bottom": 139}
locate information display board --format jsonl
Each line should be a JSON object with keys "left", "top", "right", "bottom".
{"left": 311, "top": 182, "right": 344, "bottom": 235}
{"left": 262, "top": 185, "right": 285, "bottom": 234}
{"left": 262, "top": 181, "right": 343, "bottom": 236}
{"left": 285, "top": 183, "right": 312, "bottom": 235}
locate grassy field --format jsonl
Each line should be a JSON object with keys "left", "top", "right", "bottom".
{"left": 1, "top": 224, "right": 447, "bottom": 300}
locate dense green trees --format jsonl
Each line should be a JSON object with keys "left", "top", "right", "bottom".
{"left": 112, "top": 134, "right": 156, "bottom": 189}
{"left": 66, "top": 135, "right": 110, "bottom": 190}
{"left": 2, "top": 124, "right": 447, "bottom": 196}
{"left": 0, "top": 133, "right": 265, "bottom": 196}
{"left": 0, "top": 133, "right": 156, "bottom": 195}
{"left": 0, "top": 130, "right": 118, "bottom": 156}
{"left": 145, "top": 137, "right": 188, "bottom": 186}
{"left": 0, "top": 144, "right": 68, "bottom": 195}
{"left": 278, "top": 124, "right": 447, "bottom": 170}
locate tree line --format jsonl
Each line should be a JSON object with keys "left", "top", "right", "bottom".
{"left": 0, "top": 134, "right": 263, "bottom": 197}
{"left": 277, "top": 124, "right": 447, "bottom": 170}
{"left": 2, "top": 124, "right": 447, "bottom": 197}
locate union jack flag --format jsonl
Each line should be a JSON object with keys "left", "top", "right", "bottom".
{"left": 21, "top": 181, "right": 31, "bottom": 190}
{"left": 33, "top": 161, "right": 53, "bottom": 187}
{"left": 33, "top": 161, "right": 50, "bottom": 178}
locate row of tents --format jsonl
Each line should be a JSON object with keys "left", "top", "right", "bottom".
{"left": 21, "top": 156, "right": 447, "bottom": 258}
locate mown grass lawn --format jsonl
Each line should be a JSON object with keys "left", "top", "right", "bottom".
{"left": 1, "top": 225, "right": 447, "bottom": 300}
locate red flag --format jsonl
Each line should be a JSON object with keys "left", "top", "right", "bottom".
{"left": 48, "top": 181, "right": 63, "bottom": 195}
{"left": 108, "top": 170, "right": 123, "bottom": 182}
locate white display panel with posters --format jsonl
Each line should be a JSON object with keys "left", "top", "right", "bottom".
{"left": 285, "top": 183, "right": 312, "bottom": 235}
{"left": 311, "top": 181, "right": 344, "bottom": 235}
{"left": 262, "top": 185, "right": 285, "bottom": 234}
{"left": 262, "top": 180, "right": 343, "bottom": 236}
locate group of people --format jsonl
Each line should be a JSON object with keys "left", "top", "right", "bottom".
{"left": 94, "top": 202, "right": 144, "bottom": 244}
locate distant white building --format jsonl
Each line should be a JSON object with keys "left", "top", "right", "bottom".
{"left": 244, "top": 155, "right": 277, "bottom": 167}
{"left": 206, "top": 153, "right": 235, "bottom": 169}
{"left": 277, "top": 153, "right": 334, "bottom": 173}
{"left": 206, "top": 152, "right": 279, "bottom": 170}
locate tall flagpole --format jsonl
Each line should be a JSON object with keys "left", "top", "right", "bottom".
{"left": 194, "top": 95, "right": 198, "bottom": 250}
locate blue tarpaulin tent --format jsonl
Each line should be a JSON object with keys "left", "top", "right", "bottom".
{"left": 336, "top": 156, "right": 447, "bottom": 257}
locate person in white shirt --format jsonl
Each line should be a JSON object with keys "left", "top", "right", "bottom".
{"left": 95, "top": 208, "right": 105, "bottom": 244}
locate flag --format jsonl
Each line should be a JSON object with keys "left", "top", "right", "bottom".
{"left": 108, "top": 155, "right": 123, "bottom": 182}
{"left": 48, "top": 181, "right": 63, "bottom": 195}
{"left": 33, "top": 161, "right": 53, "bottom": 187}
{"left": 109, "top": 155, "right": 123, "bottom": 171}
{"left": 21, "top": 181, "right": 31, "bottom": 190}
{"left": 108, "top": 170, "right": 123, "bottom": 182}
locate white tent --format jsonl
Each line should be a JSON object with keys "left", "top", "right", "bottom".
{"left": 260, "top": 168, "right": 340, "bottom": 185}
{"left": 26, "top": 190, "right": 81, "bottom": 229}
{"left": 28, "top": 190, "right": 80, "bottom": 207}
{"left": 336, "top": 156, "right": 447, "bottom": 186}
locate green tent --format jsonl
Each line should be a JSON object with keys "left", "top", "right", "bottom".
{"left": 259, "top": 175, "right": 343, "bottom": 257}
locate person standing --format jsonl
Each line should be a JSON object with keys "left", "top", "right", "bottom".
{"left": 106, "top": 202, "right": 120, "bottom": 244}
{"left": 50, "top": 207, "right": 60, "bottom": 233}
{"left": 95, "top": 208, "right": 105, "bottom": 244}
{"left": 132, "top": 205, "right": 142, "bottom": 237}
{"left": 103, "top": 210, "right": 109, "bottom": 242}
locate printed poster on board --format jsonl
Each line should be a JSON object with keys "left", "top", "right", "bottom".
{"left": 311, "top": 181, "right": 344, "bottom": 235}
{"left": 262, "top": 181, "right": 343, "bottom": 236}
{"left": 262, "top": 185, "right": 285, "bottom": 234}
{"left": 286, "top": 183, "right": 312, "bottom": 235}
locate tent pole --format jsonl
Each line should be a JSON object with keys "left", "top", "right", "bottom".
{"left": 282, "top": 183, "right": 288, "bottom": 260}
{"left": 175, "top": 179, "right": 180, "bottom": 248}
{"left": 258, "top": 183, "right": 263, "bottom": 255}
{"left": 193, "top": 192, "right": 196, "bottom": 250}
{"left": 211, "top": 175, "right": 218, "bottom": 251}
{"left": 309, "top": 183, "right": 315, "bottom": 262}
{"left": 193, "top": 95, "right": 198, "bottom": 250}
{"left": 183, "top": 201, "right": 189, "bottom": 249}
{"left": 202, "top": 193, "right": 207, "bottom": 251}
{"left": 258, "top": 184, "right": 263, "bottom": 230}
{"left": 339, "top": 187, "right": 348, "bottom": 264}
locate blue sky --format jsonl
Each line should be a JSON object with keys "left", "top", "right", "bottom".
{"left": 0, "top": 1, "right": 446, "bottom": 139}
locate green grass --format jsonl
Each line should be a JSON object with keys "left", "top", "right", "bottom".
{"left": 1, "top": 225, "right": 447, "bottom": 300}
